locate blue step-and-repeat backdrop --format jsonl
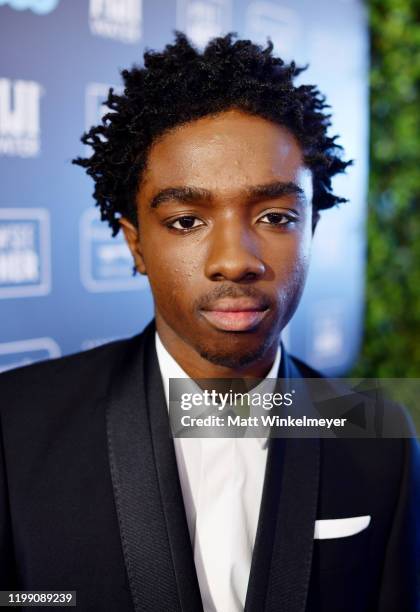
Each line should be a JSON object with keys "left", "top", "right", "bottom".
{"left": 0, "top": 0, "right": 368, "bottom": 375}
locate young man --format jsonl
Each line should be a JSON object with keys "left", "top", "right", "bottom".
{"left": 1, "top": 33, "right": 419, "bottom": 611}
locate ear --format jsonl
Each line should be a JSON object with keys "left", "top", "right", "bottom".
{"left": 311, "top": 209, "right": 320, "bottom": 235}
{"left": 119, "top": 217, "right": 147, "bottom": 275}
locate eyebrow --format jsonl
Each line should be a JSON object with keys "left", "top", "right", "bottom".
{"left": 149, "top": 181, "right": 304, "bottom": 209}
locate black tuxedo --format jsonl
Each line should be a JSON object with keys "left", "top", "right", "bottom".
{"left": 1, "top": 320, "right": 419, "bottom": 611}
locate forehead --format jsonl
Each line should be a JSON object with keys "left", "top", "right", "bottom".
{"left": 140, "top": 110, "right": 305, "bottom": 193}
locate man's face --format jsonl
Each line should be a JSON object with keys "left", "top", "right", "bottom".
{"left": 121, "top": 110, "right": 316, "bottom": 369}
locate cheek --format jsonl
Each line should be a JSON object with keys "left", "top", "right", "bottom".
{"left": 272, "top": 225, "right": 313, "bottom": 307}
{"left": 141, "top": 233, "right": 202, "bottom": 314}
{"left": 292, "top": 223, "right": 313, "bottom": 279}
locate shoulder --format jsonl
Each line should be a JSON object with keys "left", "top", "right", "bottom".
{"left": 0, "top": 331, "right": 145, "bottom": 424}
{"left": 288, "top": 353, "right": 324, "bottom": 378}
{"left": 287, "top": 351, "right": 416, "bottom": 436}
{"left": 0, "top": 333, "right": 139, "bottom": 386}
{"left": 286, "top": 351, "right": 419, "bottom": 487}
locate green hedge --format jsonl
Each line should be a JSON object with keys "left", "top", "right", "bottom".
{"left": 352, "top": 0, "right": 420, "bottom": 378}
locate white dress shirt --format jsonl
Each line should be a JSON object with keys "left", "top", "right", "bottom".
{"left": 155, "top": 333, "right": 281, "bottom": 612}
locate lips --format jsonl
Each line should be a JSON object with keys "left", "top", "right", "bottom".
{"left": 200, "top": 298, "right": 269, "bottom": 332}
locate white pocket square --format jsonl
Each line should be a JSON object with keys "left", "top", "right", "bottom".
{"left": 314, "top": 515, "right": 371, "bottom": 540}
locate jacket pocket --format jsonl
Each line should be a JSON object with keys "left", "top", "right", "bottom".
{"left": 312, "top": 524, "right": 371, "bottom": 573}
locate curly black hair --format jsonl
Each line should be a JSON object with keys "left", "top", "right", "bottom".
{"left": 73, "top": 31, "right": 351, "bottom": 237}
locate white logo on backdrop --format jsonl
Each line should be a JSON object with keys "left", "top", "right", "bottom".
{"left": 176, "top": 0, "right": 232, "bottom": 47}
{"left": 84, "top": 82, "right": 123, "bottom": 151}
{"left": 0, "top": 208, "right": 51, "bottom": 298}
{"left": 0, "top": 0, "right": 60, "bottom": 14}
{"left": 86, "top": 82, "right": 112, "bottom": 131}
{"left": 0, "top": 78, "right": 43, "bottom": 158}
{"left": 80, "top": 208, "right": 148, "bottom": 293}
{"left": 0, "top": 337, "right": 60, "bottom": 373}
{"left": 245, "top": 2, "right": 301, "bottom": 58}
{"left": 308, "top": 300, "right": 346, "bottom": 369}
{"left": 89, "top": 0, "right": 142, "bottom": 44}
{"left": 81, "top": 336, "right": 122, "bottom": 351}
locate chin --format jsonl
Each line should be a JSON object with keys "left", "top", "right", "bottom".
{"left": 195, "top": 333, "right": 273, "bottom": 370}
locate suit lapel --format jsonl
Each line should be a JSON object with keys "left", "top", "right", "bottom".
{"left": 106, "top": 321, "right": 202, "bottom": 612}
{"left": 106, "top": 323, "right": 319, "bottom": 612}
{"left": 246, "top": 348, "right": 320, "bottom": 612}
{"left": 145, "top": 329, "right": 204, "bottom": 612}
{"left": 244, "top": 435, "right": 286, "bottom": 611}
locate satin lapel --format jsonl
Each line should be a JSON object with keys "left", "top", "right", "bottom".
{"left": 244, "top": 436, "right": 286, "bottom": 612}
{"left": 245, "top": 348, "right": 320, "bottom": 612}
{"left": 106, "top": 321, "right": 201, "bottom": 612}
{"left": 144, "top": 330, "right": 204, "bottom": 612}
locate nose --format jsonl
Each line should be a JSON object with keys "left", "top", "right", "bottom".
{"left": 204, "top": 221, "right": 266, "bottom": 282}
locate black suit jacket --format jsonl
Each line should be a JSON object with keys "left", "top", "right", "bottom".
{"left": 1, "top": 320, "right": 419, "bottom": 611}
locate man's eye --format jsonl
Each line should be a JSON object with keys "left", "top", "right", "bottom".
{"left": 168, "top": 216, "right": 204, "bottom": 230}
{"left": 259, "top": 212, "right": 294, "bottom": 226}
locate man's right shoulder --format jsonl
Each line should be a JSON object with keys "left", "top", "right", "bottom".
{"left": 0, "top": 333, "right": 143, "bottom": 421}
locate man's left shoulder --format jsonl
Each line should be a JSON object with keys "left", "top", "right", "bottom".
{"left": 288, "top": 353, "right": 324, "bottom": 378}
{"left": 288, "top": 352, "right": 419, "bottom": 481}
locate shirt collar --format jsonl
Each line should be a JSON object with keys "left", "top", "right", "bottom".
{"left": 155, "top": 332, "right": 282, "bottom": 449}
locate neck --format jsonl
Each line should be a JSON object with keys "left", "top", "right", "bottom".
{"left": 155, "top": 316, "right": 279, "bottom": 379}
